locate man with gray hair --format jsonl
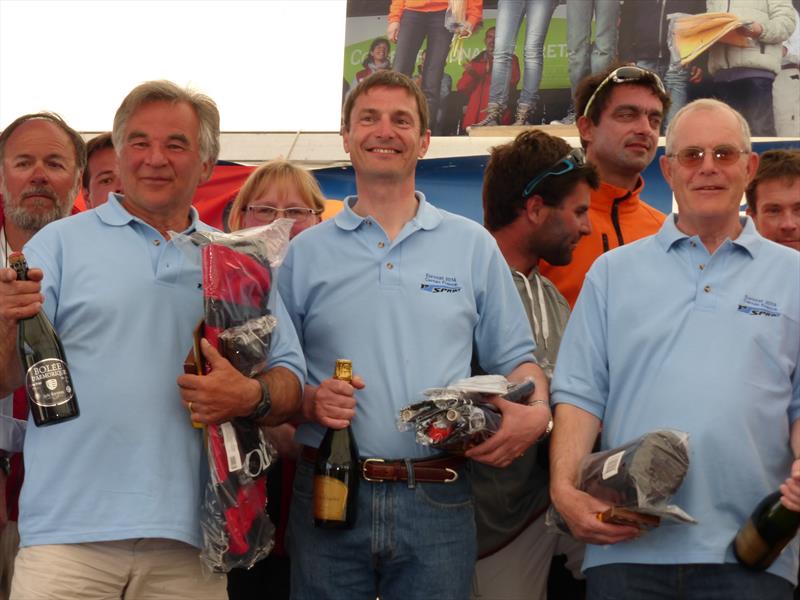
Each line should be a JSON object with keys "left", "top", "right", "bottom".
{"left": 0, "top": 81, "right": 306, "bottom": 599}
{"left": 550, "top": 98, "right": 800, "bottom": 598}
{"left": 0, "top": 111, "right": 85, "bottom": 600}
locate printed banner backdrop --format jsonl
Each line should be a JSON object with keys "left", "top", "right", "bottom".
{"left": 344, "top": 0, "right": 800, "bottom": 138}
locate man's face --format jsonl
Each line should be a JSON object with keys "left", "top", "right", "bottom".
{"left": 0, "top": 119, "right": 79, "bottom": 232}
{"left": 659, "top": 107, "right": 758, "bottom": 228}
{"left": 118, "top": 100, "right": 212, "bottom": 220}
{"left": 531, "top": 180, "right": 592, "bottom": 266}
{"left": 342, "top": 86, "right": 430, "bottom": 184}
{"left": 579, "top": 84, "right": 663, "bottom": 180}
{"left": 748, "top": 178, "right": 800, "bottom": 251}
{"left": 84, "top": 146, "right": 122, "bottom": 208}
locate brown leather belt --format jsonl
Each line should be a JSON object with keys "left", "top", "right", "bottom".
{"left": 301, "top": 445, "right": 463, "bottom": 483}
{"left": 782, "top": 63, "right": 800, "bottom": 70}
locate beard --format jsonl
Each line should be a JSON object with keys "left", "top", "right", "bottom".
{"left": 2, "top": 179, "right": 78, "bottom": 232}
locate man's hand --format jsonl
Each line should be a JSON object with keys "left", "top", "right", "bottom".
{"left": 780, "top": 458, "right": 800, "bottom": 512}
{"left": 738, "top": 22, "right": 764, "bottom": 39}
{"left": 387, "top": 21, "right": 400, "bottom": 43}
{"left": 303, "top": 376, "right": 365, "bottom": 430}
{"left": 0, "top": 266, "right": 44, "bottom": 323}
{"left": 550, "top": 481, "right": 641, "bottom": 545}
{"left": 464, "top": 397, "right": 549, "bottom": 467}
{"left": 177, "top": 339, "right": 261, "bottom": 425}
{"left": 264, "top": 423, "right": 300, "bottom": 460}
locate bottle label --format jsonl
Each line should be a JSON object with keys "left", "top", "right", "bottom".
{"left": 313, "top": 475, "right": 349, "bottom": 521}
{"left": 25, "top": 358, "right": 74, "bottom": 407}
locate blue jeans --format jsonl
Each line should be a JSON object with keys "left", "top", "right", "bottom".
{"left": 585, "top": 563, "right": 793, "bottom": 600}
{"left": 566, "top": 0, "right": 620, "bottom": 91}
{"left": 490, "top": 0, "right": 555, "bottom": 107}
{"left": 636, "top": 58, "right": 688, "bottom": 129}
{"left": 392, "top": 9, "right": 453, "bottom": 129}
{"left": 288, "top": 458, "right": 476, "bottom": 600}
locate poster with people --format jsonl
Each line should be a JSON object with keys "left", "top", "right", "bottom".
{"left": 343, "top": 0, "right": 800, "bottom": 138}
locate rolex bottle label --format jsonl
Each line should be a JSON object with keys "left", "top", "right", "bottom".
{"left": 25, "top": 358, "right": 75, "bottom": 407}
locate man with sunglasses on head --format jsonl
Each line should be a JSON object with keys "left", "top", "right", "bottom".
{"left": 550, "top": 98, "right": 800, "bottom": 599}
{"left": 472, "top": 130, "right": 598, "bottom": 600}
{"left": 540, "top": 65, "right": 670, "bottom": 308}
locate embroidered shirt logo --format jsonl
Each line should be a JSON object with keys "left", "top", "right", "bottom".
{"left": 737, "top": 294, "right": 780, "bottom": 317}
{"left": 420, "top": 272, "right": 462, "bottom": 294}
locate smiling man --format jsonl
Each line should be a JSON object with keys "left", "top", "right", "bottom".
{"left": 540, "top": 65, "right": 671, "bottom": 307}
{"left": 279, "top": 70, "right": 550, "bottom": 600}
{"left": 746, "top": 149, "right": 800, "bottom": 251}
{"left": 550, "top": 98, "right": 800, "bottom": 599}
{"left": 0, "top": 81, "right": 305, "bottom": 600}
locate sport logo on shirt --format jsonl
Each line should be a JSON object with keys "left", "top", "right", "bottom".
{"left": 737, "top": 294, "right": 780, "bottom": 317}
{"left": 420, "top": 272, "right": 462, "bottom": 294}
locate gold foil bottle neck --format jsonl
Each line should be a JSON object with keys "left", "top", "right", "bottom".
{"left": 334, "top": 359, "right": 352, "bottom": 382}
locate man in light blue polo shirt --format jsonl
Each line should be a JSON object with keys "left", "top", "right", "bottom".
{"left": 550, "top": 98, "right": 800, "bottom": 599}
{"left": 0, "top": 81, "right": 305, "bottom": 600}
{"left": 278, "top": 71, "right": 550, "bottom": 600}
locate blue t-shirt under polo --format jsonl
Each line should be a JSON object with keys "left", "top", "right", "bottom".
{"left": 279, "top": 193, "right": 537, "bottom": 459}
{"left": 552, "top": 216, "right": 800, "bottom": 585}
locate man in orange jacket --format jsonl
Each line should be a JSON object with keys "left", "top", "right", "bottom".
{"left": 541, "top": 65, "right": 670, "bottom": 307}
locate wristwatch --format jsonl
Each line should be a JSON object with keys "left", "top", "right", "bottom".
{"left": 249, "top": 379, "right": 272, "bottom": 420}
{"left": 528, "top": 400, "right": 554, "bottom": 443}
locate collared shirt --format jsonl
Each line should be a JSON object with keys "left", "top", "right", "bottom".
{"left": 18, "top": 195, "right": 305, "bottom": 549}
{"left": 279, "top": 193, "right": 536, "bottom": 459}
{"left": 552, "top": 216, "right": 800, "bottom": 585}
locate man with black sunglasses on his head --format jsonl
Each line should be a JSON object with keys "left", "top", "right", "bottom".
{"left": 550, "top": 98, "right": 800, "bottom": 598}
{"left": 540, "top": 64, "right": 670, "bottom": 307}
{"left": 472, "top": 130, "right": 599, "bottom": 600}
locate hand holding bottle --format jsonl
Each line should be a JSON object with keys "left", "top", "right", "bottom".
{"left": 306, "top": 374, "right": 365, "bottom": 430}
{"left": 780, "top": 458, "right": 800, "bottom": 512}
{"left": 0, "top": 264, "right": 44, "bottom": 323}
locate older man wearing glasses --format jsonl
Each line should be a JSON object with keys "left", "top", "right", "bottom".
{"left": 549, "top": 98, "right": 800, "bottom": 599}
{"left": 540, "top": 65, "right": 670, "bottom": 307}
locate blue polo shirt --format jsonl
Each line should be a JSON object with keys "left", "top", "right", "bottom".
{"left": 19, "top": 196, "right": 305, "bottom": 549}
{"left": 552, "top": 216, "right": 800, "bottom": 584}
{"left": 279, "top": 193, "right": 536, "bottom": 459}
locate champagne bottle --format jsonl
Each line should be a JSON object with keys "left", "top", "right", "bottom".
{"left": 8, "top": 252, "right": 79, "bottom": 426}
{"left": 733, "top": 490, "right": 800, "bottom": 570}
{"left": 313, "top": 359, "right": 359, "bottom": 529}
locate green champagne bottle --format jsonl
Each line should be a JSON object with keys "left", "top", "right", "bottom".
{"left": 733, "top": 490, "right": 800, "bottom": 570}
{"left": 313, "top": 359, "right": 359, "bottom": 529}
{"left": 9, "top": 252, "right": 79, "bottom": 426}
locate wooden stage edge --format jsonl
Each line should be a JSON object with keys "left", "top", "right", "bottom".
{"left": 467, "top": 124, "right": 579, "bottom": 138}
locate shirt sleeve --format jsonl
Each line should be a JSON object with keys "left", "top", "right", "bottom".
{"left": 472, "top": 235, "right": 536, "bottom": 375}
{"left": 266, "top": 284, "right": 306, "bottom": 386}
{"left": 551, "top": 263, "right": 610, "bottom": 420}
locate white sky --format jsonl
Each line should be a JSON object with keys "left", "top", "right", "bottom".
{"left": 0, "top": 0, "right": 348, "bottom": 132}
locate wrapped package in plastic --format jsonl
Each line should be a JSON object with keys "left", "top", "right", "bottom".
{"left": 171, "top": 219, "right": 292, "bottom": 572}
{"left": 397, "top": 377, "right": 535, "bottom": 453}
{"left": 546, "top": 429, "right": 697, "bottom": 533}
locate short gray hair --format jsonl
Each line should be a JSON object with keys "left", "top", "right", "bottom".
{"left": 112, "top": 80, "right": 220, "bottom": 164}
{"left": 665, "top": 98, "right": 751, "bottom": 154}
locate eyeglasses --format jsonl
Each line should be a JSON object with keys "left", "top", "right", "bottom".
{"left": 245, "top": 205, "right": 322, "bottom": 223}
{"left": 582, "top": 66, "right": 666, "bottom": 119}
{"left": 666, "top": 145, "right": 749, "bottom": 168}
{"left": 522, "top": 148, "right": 586, "bottom": 199}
